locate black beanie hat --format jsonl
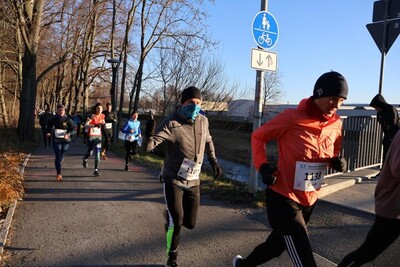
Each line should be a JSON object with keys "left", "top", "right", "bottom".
{"left": 313, "top": 71, "right": 348, "bottom": 100}
{"left": 181, "top": 86, "right": 202, "bottom": 104}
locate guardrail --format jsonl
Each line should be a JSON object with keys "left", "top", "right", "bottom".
{"left": 327, "top": 116, "right": 382, "bottom": 176}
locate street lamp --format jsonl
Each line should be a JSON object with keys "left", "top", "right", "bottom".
{"left": 108, "top": 58, "right": 120, "bottom": 143}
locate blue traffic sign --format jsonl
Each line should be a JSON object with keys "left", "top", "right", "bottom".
{"left": 252, "top": 11, "right": 279, "bottom": 49}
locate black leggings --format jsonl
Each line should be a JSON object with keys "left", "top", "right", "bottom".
{"left": 83, "top": 138, "right": 102, "bottom": 169}
{"left": 338, "top": 215, "right": 400, "bottom": 267}
{"left": 164, "top": 182, "right": 200, "bottom": 256}
{"left": 242, "top": 188, "right": 317, "bottom": 267}
{"left": 124, "top": 140, "right": 138, "bottom": 165}
{"left": 101, "top": 130, "right": 112, "bottom": 155}
{"left": 42, "top": 128, "right": 51, "bottom": 147}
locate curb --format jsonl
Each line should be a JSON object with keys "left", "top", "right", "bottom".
{"left": 0, "top": 200, "right": 17, "bottom": 261}
{"left": 319, "top": 169, "right": 380, "bottom": 198}
{"left": 0, "top": 153, "right": 30, "bottom": 261}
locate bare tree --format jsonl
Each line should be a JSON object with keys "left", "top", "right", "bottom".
{"left": 116, "top": 0, "right": 139, "bottom": 132}
{"left": 128, "top": 0, "right": 215, "bottom": 114}
{"left": 262, "top": 71, "right": 282, "bottom": 120}
{"left": 13, "top": 0, "right": 46, "bottom": 141}
{"left": 144, "top": 37, "right": 241, "bottom": 117}
{"left": 6, "top": 0, "right": 69, "bottom": 140}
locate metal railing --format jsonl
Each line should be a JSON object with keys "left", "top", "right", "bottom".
{"left": 327, "top": 116, "right": 382, "bottom": 176}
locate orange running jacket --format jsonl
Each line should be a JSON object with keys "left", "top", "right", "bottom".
{"left": 252, "top": 98, "right": 343, "bottom": 206}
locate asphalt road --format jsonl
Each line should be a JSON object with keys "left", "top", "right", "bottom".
{"left": 1, "top": 140, "right": 399, "bottom": 266}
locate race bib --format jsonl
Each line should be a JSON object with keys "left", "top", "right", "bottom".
{"left": 105, "top": 123, "right": 112, "bottom": 129}
{"left": 118, "top": 131, "right": 126, "bottom": 140}
{"left": 54, "top": 129, "right": 67, "bottom": 138}
{"left": 293, "top": 161, "right": 328, "bottom": 192}
{"left": 90, "top": 127, "right": 101, "bottom": 136}
{"left": 126, "top": 134, "right": 135, "bottom": 142}
{"left": 177, "top": 158, "right": 201, "bottom": 181}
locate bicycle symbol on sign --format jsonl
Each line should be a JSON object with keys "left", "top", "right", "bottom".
{"left": 258, "top": 32, "right": 272, "bottom": 46}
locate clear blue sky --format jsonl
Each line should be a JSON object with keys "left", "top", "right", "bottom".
{"left": 205, "top": 0, "right": 400, "bottom": 105}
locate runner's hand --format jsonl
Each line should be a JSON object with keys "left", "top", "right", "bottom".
{"left": 330, "top": 157, "right": 347, "bottom": 172}
{"left": 209, "top": 159, "right": 222, "bottom": 179}
{"left": 259, "top": 163, "right": 278, "bottom": 185}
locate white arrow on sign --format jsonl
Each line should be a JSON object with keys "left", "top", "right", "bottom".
{"left": 251, "top": 48, "right": 278, "bottom": 72}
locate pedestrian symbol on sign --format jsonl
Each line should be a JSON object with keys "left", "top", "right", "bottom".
{"left": 252, "top": 11, "right": 279, "bottom": 49}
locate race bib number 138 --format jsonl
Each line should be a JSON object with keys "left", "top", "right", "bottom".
{"left": 293, "top": 161, "right": 328, "bottom": 192}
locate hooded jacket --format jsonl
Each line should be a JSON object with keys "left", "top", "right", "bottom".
{"left": 146, "top": 107, "right": 217, "bottom": 188}
{"left": 375, "top": 130, "right": 400, "bottom": 219}
{"left": 370, "top": 94, "right": 400, "bottom": 135}
{"left": 252, "top": 97, "right": 343, "bottom": 206}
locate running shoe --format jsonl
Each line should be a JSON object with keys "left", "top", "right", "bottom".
{"left": 125, "top": 164, "right": 129, "bottom": 171}
{"left": 233, "top": 255, "right": 242, "bottom": 267}
{"left": 56, "top": 174, "right": 62, "bottom": 182}
{"left": 94, "top": 169, "right": 100, "bottom": 176}
{"left": 82, "top": 158, "right": 88, "bottom": 168}
{"left": 166, "top": 258, "right": 178, "bottom": 267}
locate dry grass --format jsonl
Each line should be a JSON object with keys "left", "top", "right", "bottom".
{"left": 210, "top": 128, "right": 278, "bottom": 165}
{"left": 0, "top": 152, "right": 25, "bottom": 207}
{"left": 211, "top": 129, "right": 252, "bottom": 165}
{"left": 0, "top": 128, "right": 38, "bottom": 210}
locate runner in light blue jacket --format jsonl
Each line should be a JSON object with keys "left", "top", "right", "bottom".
{"left": 121, "top": 110, "right": 141, "bottom": 171}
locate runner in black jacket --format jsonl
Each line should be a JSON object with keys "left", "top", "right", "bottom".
{"left": 46, "top": 104, "right": 75, "bottom": 181}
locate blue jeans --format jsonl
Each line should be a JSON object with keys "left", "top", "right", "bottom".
{"left": 52, "top": 141, "right": 69, "bottom": 175}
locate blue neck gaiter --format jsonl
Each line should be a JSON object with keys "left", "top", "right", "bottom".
{"left": 181, "top": 103, "right": 201, "bottom": 120}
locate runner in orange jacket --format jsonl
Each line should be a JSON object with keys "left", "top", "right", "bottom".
{"left": 234, "top": 71, "right": 349, "bottom": 267}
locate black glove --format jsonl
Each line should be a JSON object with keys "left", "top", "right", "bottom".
{"left": 259, "top": 163, "right": 278, "bottom": 185}
{"left": 330, "top": 157, "right": 347, "bottom": 172}
{"left": 209, "top": 159, "right": 222, "bottom": 180}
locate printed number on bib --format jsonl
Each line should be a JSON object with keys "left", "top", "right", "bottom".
{"left": 54, "top": 129, "right": 67, "bottom": 138}
{"left": 105, "top": 123, "right": 112, "bottom": 129}
{"left": 293, "top": 161, "right": 327, "bottom": 192}
{"left": 178, "top": 158, "right": 201, "bottom": 181}
{"left": 90, "top": 127, "right": 101, "bottom": 136}
{"left": 126, "top": 134, "right": 135, "bottom": 142}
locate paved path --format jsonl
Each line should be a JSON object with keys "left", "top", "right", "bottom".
{"left": 0, "top": 140, "right": 380, "bottom": 266}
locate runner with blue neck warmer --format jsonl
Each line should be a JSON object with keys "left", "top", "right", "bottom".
{"left": 146, "top": 86, "right": 222, "bottom": 267}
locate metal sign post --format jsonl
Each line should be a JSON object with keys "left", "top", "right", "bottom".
{"left": 248, "top": 0, "right": 269, "bottom": 194}
{"left": 366, "top": 0, "right": 400, "bottom": 94}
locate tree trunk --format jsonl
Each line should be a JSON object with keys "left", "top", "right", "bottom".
{"left": 17, "top": 49, "right": 37, "bottom": 142}
{"left": 0, "top": 63, "right": 10, "bottom": 127}
{"left": 133, "top": 64, "right": 143, "bottom": 111}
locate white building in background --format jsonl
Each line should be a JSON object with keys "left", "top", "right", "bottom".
{"left": 227, "top": 99, "right": 400, "bottom": 123}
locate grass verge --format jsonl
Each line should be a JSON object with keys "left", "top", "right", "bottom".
{"left": 0, "top": 128, "right": 40, "bottom": 210}
{"left": 0, "top": 126, "right": 266, "bottom": 212}
{"left": 109, "top": 142, "right": 266, "bottom": 208}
